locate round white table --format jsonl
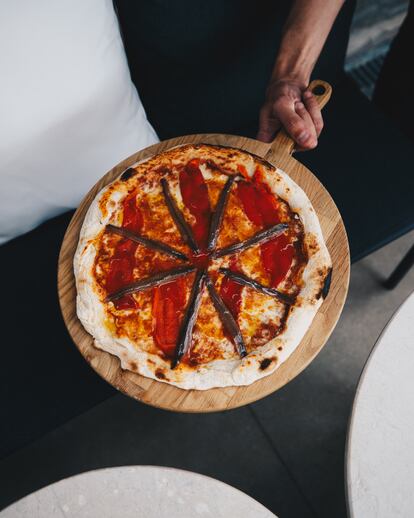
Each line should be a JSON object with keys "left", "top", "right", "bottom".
{"left": 1, "top": 465, "right": 276, "bottom": 518}
{"left": 346, "top": 291, "right": 414, "bottom": 518}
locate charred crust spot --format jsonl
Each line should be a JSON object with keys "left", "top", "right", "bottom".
{"left": 156, "top": 165, "right": 171, "bottom": 175}
{"left": 129, "top": 361, "right": 138, "bottom": 371}
{"left": 277, "top": 346, "right": 283, "bottom": 351}
{"left": 187, "top": 357, "right": 200, "bottom": 367}
{"left": 120, "top": 168, "right": 136, "bottom": 181}
{"left": 205, "top": 159, "right": 225, "bottom": 174}
{"left": 277, "top": 306, "right": 291, "bottom": 336}
{"left": 316, "top": 268, "right": 332, "bottom": 299}
{"left": 155, "top": 368, "right": 167, "bottom": 380}
{"left": 321, "top": 268, "right": 332, "bottom": 299}
{"left": 259, "top": 357, "right": 275, "bottom": 370}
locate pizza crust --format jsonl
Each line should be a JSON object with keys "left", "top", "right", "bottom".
{"left": 74, "top": 144, "right": 331, "bottom": 390}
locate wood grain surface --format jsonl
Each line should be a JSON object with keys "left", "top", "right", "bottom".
{"left": 58, "top": 80, "right": 350, "bottom": 412}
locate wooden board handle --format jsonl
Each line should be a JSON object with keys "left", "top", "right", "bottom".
{"left": 268, "top": 79, "right": 332, "bottom": 156}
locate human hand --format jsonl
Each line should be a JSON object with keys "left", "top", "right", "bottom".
{"left": 257, "top": 79, "right": 323, "bottom": 150}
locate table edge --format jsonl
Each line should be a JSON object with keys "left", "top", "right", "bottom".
{"left": 344, "top": 290, "right": 414, "bottom": 518}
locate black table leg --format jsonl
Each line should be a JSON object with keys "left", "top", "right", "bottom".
{"left": 384, "top": 243, "right": 414, "bottom": 289}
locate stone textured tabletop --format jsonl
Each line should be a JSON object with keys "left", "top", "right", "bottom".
{"left": 1, "top": 465, "right": 276, "bottom": 518}
{"left": 346, "top": 291, "right": 414, "bottom": 518}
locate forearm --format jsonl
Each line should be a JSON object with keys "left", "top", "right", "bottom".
{"left": 271, "top": 0, "right": 345, "bottom": 86}
{"left": 257, "top": 0, "right": 344, "bottom": 145}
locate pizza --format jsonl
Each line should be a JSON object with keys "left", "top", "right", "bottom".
{"left": 74, "top": 144, "right": 332, "bottom": 390}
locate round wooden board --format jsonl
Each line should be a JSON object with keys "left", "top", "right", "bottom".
{"left": 58, "top": 132, "right": 350, "bottom": 412}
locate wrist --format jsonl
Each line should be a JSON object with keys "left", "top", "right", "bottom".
{"left": 271, "top": 55, "right": 312, "bottom": 90}
{"left": 271, "top": 35, "right": 317, "bottom": 89}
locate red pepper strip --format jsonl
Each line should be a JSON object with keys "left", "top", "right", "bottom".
{"left": 152, "top": 277, "right": 187, "bottom": 357}
{"left": 236, "top": 180, "right": 265, "bottom": 227}
{"left": 219, "top": 256, "right": 243, "bottom": 326}
{"left": 236, "top": 174, "right": 279, "bottom": 227}
{"left": 122, "top": 192, "right": 144, "bottom": 233}
{"left": 106, "top": 251, "right": 134, "bottom": 296}
{"left": 107, "top": 193, "right": 143, "bottom": 309}
{"left": 106, "top": 240, "right": 137, "bottom": 310}
{"left": 261, "top": 235, "right": 294, "bottom": 288}
{"left": 179, "top": 159, "right": 212, "bottom": 251}
{"left": 236, "top": 172, "right": 294, "bottom": 288}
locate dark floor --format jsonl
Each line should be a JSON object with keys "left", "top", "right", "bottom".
{"left": 1, "top": 229, "right": 414, "bottom": 518}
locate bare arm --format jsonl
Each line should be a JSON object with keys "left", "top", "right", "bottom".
{"left": 257, "top": 0, "right": 345, "bottom": 149}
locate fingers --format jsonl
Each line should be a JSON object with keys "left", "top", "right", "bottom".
{"left": 257, "top": 86, "right": 324, "bottom": 149}
{"left": 257, "top": 104, "right": 281, "bottom": 143}
{"left": 294, "top": 101, "right": 318, "bottom": 150}
{"left": 275, "top": 97, "right": 316, "bottom": 149}
{"left": 303, "top": 90, "right": 324, "bottom": 137}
